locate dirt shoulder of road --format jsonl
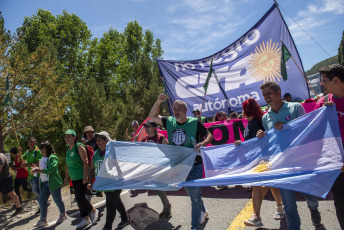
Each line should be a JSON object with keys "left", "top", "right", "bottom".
{"left": 0, "top": 185, "right": 105, "bottom": 230}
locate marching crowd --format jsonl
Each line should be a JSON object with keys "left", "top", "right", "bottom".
{"left": 0, "top": 64, "right": 344, "bottom": 230}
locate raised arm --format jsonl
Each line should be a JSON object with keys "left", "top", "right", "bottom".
{"left": 149, "top": 94, "right": 167, "bottom": 126}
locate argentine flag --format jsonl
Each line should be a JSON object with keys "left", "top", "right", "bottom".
{"left": 180, "top": 106, "right": 343, "bottom": 198}
{"left": 93, "top": 141, "right": 197, "bottom": 191}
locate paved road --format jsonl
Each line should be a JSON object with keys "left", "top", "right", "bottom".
{"left": 25, "top": 186, "right": 341, "bottom": 230}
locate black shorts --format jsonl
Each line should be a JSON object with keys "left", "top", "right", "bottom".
{"left": 0, "top": 175, "right": 14, "bottom": 195}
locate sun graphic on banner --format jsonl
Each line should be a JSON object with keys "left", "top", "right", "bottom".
{"left": 248, "top": 39, "right": 285, "bottom": 82}
{"left": 251, "top": 160, "right": 272, "bottom": 173}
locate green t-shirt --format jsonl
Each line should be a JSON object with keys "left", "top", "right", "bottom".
{"left": 66, "top": 143, "right": 85, "bottom": 181}
{"left": 93, "top": 149, "right": 105, "bottom": 177}
{"left": 22, "top": 147, "right": 42, "bottom": 180}
{"left": 166, "top": 117, "right": 198, "bottom": 148}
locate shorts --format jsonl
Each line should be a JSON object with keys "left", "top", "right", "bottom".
{"left": 0, "top": 175, "right": 14, "bottom": 195}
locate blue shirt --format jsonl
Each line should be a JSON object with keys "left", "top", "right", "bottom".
{"left": 262, "top": 102, "right": 306, "bottom": 131}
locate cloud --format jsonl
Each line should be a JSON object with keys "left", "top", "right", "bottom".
{"left": 162, "top": 0, "right": 244, "bottom": 60}
{"left": 286, "top": 0, "right": 344, "bottom": 44}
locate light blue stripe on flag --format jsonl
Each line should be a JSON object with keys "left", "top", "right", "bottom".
{"left": 179, "top": 106, "right": 343, "bottom": 198}
{"left": 93, "top": 141, "right": 197, "bottom": 191}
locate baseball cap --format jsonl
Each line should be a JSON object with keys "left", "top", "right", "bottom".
{"left": 143, "top": 120, "right": 157, "bottom": 127}
{"left": 64, "top": 129, "right": 76, "bottom": 136}
{"left": 132, "top": 120, "right": 139, "bottom": 126}
{"left": 192, "top": 108, "right": 200, "bottom": 113}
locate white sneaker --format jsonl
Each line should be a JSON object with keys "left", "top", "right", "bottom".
{"left": 90, "top": 209, "right": 99, "bottom": 224}
{"left": 244, "top": 214, "right": 263, "bottom": 227}
{"left": 76, "top": 218, "right": 91, "bottom": 228}
{"left": 200, "top": 211, "right": 208, "bottom": 225}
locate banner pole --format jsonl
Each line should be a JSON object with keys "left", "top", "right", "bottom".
{"left": 200, "top": 91, "right": 207, "bottom": 116}
{"left": 290, "top": 55, "right": 317, "bottom": 97}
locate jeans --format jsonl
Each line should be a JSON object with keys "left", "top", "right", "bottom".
{"left": 39, "top": 181, "right": 65, "bottom": 220}
{"left": 14, "top": 177, "right": 32, "bottom": 203}
{"left": 184, "top": 164, "right": 206, "bottom": 229}
{"left": 30, "top": 177, "right": 40, "bottom": 202}
{"left": 332, "top": 172, "right": 344, "bottom": 229}
{"left": 72, "top": 179, "right": 94, "bottom": 218}
{"left": 280, "top": 189, "right": 319, "bottom": 230}
{"left": 104, "top": 190, "right": 129, "bottom": 229}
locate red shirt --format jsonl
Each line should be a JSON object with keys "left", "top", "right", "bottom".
{"left": 141, "top": 133, "right": 165, "bottom": 144}
{"left": 15, "top": 156, "right": 29, "bottom": 178}
{"left": 316, "top": 94, "right": 344, "bottom": 143}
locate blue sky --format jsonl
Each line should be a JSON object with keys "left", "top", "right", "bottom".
{"left": 1, "top": 0, "right": 343, "bottom": 71}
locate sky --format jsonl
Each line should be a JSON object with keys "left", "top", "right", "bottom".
{"left": 1, "top": 0, "right": 343, "bottom": 71}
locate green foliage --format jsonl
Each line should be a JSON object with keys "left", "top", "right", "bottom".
{"left": 305, "top": 55, "right": 338, "bottom": 76}
{"left": 339, "top": 30, "right": 344, "bottom": 65}
{"left": 1, "top": 10, "right": 167, "bottom": 177}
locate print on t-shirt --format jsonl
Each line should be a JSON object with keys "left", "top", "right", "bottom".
{"left": 171, "top": 129, "right": 188, "bottom": 146}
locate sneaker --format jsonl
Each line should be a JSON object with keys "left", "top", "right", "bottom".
{"left": 77, "top": 218, "right": 91, "bottom": 229}
{"left": 11, "top": 207, "right": 23, "bottom": 217}
{"left": 90, "top": 209, "right": 99, "bottom": 224}
{"left": 274, "top": 206, "right": 284, "bottom": 220}
{"left": 159, "top": 203, "right": 172, "bottom": 218}
{"left": 56, "top": 214, "right": 69, "bottom": 224}
{"left": 34, "top": 219, "right": 48, "bottom": 228}
{"left": 200, "top": 211, "right": 208, "bottom": 225}
{"left": 310, "top": 209, "right": 321, "bottom": 226}
{"left": 117, "top": 219, "right": 131, "bottom": 228}
{"left": 244, "top": 214, "right": 263, "bottom": 227}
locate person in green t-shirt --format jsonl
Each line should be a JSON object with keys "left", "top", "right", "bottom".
{"left": 21, "top": 137, "right": 42, "bottom": 214}
{"left": 87, "top": 131, "right": 130, "bottom": 229}
{"left": 150, "top": 94, "right": 213, "bottom": 230}
{"left": 63, "top": 129, "right": 99, "bottom": 229}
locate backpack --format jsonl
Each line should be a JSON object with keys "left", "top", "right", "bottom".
{"left": 67, "top": 143, "right": 94, "bottom": 167}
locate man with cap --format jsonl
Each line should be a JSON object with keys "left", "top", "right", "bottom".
{"left": 84, "top": 126, "right": 98, "bottom": 151}
{"left": 141, "top": 120, "right": 171, "bottom": 217}
{"left": 192, "top": 108, "right": 208, "bottom": 124}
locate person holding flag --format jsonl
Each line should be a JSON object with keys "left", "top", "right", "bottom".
{"left": 315, "top": 64, "right": 344, "bottom": 229}
{"left": 140, "top": 120, "right": 172, "bottom": 218}
{"left": 149, "top": 94, "right": 213, "bottom": 230}
{"left": 256, "top": 81, "right": 321, "bottom": 229}
{"left": 87, "top": 131, "right": 130, "bottom": 230}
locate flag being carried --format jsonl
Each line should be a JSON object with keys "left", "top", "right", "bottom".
{"left": 180, "top": 106, "right": 343, "bottom": 198}
{"left": 93, "top": 141, "right": 197, "bottom": 191}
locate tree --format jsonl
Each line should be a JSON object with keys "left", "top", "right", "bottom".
{"left": 338, "top": 30, "right": 344, "bottom": 65}
{"left": 0, "top": 12, "right": 68, "bottom": 153}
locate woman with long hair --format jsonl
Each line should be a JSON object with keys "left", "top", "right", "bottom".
{"left": 234, "top": 98, "right": 284, "bottom": 227}
{"left": 31, "top": 141, "right": 68, "bottom": 227}
{"left": 63, "top": 129, "right": 99, "bottom": 228}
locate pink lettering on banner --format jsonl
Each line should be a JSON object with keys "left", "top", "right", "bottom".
{"left": 157, "top": 119, "right": 248, "bottom": 146}
{"left": 301, "top": 103, "right": 317, "bottom": 113}
{"left": 204, "top": 119, "right": 248, "bottom": 146}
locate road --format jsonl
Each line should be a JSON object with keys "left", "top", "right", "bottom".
{"left": 2, "top": 185, "right": 340, "bottom": 230}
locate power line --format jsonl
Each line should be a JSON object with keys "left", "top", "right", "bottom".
{"left": 277, "top": 3, "right": 332, "bottom": 58}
